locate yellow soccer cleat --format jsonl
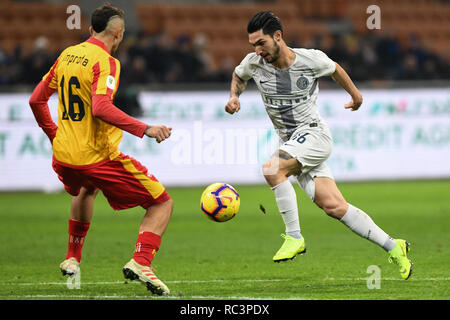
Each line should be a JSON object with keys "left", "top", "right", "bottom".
{"left": 123, "top": 259, "right": 170, "bottom": 296}
{"left": 60, "top": 257, "right": 80, "bottom": 276}
{"left": 388, "top": 239, "right": 413, "bottom": 280}
{"left": 273, "top": 234, "right": 306, "bottom": 262}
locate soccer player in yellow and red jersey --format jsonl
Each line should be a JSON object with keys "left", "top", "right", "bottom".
{"left": 29, "top": 3, "right": 172, "bottom": 295}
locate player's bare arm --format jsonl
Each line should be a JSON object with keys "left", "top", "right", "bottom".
{"left": 331, "top": 62, "right": 363, "bottom": 111}
{"left": 230, "top": 71, "right": 248, "bottom": 98}
{"left": 145, "top": 125, "right": 172, "bottom": 143}
{"left": 225, "top": 72, "right": 248, "bottom": 114}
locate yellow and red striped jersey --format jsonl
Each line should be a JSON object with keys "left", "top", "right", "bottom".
{"left": 42, "top": 37, "right": 122, "bottom": 166}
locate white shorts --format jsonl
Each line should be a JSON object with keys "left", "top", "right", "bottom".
{"left": 279, "top": 126, "right": 334, "bottom": 201}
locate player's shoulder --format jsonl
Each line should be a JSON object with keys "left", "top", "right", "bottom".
{"left": 292, "top": 47, "right": 334, "bottom": 64}
{"left": 241, "top": 52, "right": 261, "bottom": 64}
{"left": 292, "top": 47, "right": 327, "bottom": 57}
{"left": 57, "top": 41, "right": 91, "bottom": 62}
{"left": 52, "top": 44, "right": 81, "bottom": 68}
{"left": 57, "top": 44, "right": 77, "bottom": 59}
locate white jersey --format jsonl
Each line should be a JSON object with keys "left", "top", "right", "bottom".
{"left": 234, "top": 48, "right": 336, "bottom": 141}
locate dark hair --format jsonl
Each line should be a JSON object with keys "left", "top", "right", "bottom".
{"left": 247, "top": 11, "right": 283, "bottom": 36}
{"left": 91, "top": 2, "right": 125, "bottom": 33}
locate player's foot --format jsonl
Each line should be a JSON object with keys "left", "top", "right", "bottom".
{"left": 273, "top": 234, "right": 306, "bottom": 262}
{"left": 60, "top": 257, "right": 80, "bottom": 276}
{"left": 388, "top": 239, "right": 413, "bottom": 280}
{"left": 123, "top": 258, "right": 170, "bottom": 296}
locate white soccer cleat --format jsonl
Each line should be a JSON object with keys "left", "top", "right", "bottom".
{"left": 60, "top": 257, "right": 80, "bottom": 276}
{"left": 123, "top": 258, "right": 170, "bottom": 296}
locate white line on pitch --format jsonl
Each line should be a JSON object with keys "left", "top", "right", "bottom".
{"left": 0, "top": 278, "right": 293, "bottom": 286}
{"left": 0, "top": 277, "right": 448, "bottom": 287}
{"left": 1, "top": 294, "right": 313, "bottom": 300}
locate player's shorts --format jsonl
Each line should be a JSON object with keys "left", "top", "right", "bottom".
{"left": 52, "top": 153, "right": 170, "bottom": 210}
{"left": 279, "top": 125, "right": 334, "bottom": 201}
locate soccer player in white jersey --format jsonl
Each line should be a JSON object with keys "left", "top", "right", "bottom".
{"left": 225, "top": 11, "right": 412, "bottom": 279}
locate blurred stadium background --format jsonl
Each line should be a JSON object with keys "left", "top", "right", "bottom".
{"left": 0, "top": 0, "right": 449, "bottom": 189}
{"left": 1, "top": 0, "right": 449, "bottom": 87}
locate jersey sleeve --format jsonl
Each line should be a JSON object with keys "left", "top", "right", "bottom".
{"left": 92, "top": 57, "right": 121, "bottom": 101}
{"left": 306, "top": 49, "right": 336, "bottom": 78}
{"left": 29, "top": 81, "right": 58, "bottom": 141}
{"left": 92, "top": 95, "right": 147, "bottom": 138}
{"left": 41, "top": 58, "right": 60, "bottom": 89}
{"left": 234, "top": 53, "right": 255, "bottom": 81}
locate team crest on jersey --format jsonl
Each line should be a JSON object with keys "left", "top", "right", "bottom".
{"left": 296, "top": 76, "right": 309, "bottom": 90}
{"left": 106, "top": 75, "right": 115, "bottom": 90}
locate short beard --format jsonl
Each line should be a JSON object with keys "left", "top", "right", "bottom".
{"left": 267, "top": 38, "right": 280, "bottom": 63}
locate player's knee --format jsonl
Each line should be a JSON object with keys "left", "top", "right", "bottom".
{"left": 262, "top": 158, "right": 277, "bottom": 174}
{"left": 146, "top": 196, "right": 173, "bottom": 219}
{"left": 79, "top": 187, "right": 99, "bottom": 198}
{"left": 262, "top": 161, "right": 285, "bottom": 187}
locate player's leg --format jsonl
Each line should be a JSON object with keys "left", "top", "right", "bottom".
{"left": 314, "top": 177, "right": 395, "bottom": 249}
{"left": 123, "top": 197, "right": 173, "bottom": 295}
{"left": 262, "top": 150, "right": 306, "bottom": 262}
{"left": 138, "top": 197, "right": 173, "bottom": 236}
{"left": 70, "top": 186, "right": 99, "bottom": 222}
{"left": 60, "top": 187, "right": 99, "bottom": 275}
{"left": 92, "top": 153, "right": 173, "bottom": 295}
{"left": 313, "top": 177, "right": 412, "bottom": 279}
{"left": 53, "top": 160, "right": 98, "bottom": 275}
{"left": 132, "top": 197, "right": 174, "bottom": 268}
{"left": 263, "top": 150, "right": 303, "bottom": 239}
{"left": 65, "top": 187, "right": 99, "bottom": 260}
{"left": 264, "top": 127, "right": 333, "bottom": 262}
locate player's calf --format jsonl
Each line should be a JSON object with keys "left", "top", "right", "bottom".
{"left": 313, "top": 177, "right": 348, "bottom": 219}
{"left": 139, "top": 198, "right": 173, "bottom": 235}
{"left": 315, "top": 199, "right": 348, "bottom": 219}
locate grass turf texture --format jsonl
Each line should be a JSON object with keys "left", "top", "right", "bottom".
{"left": 0, "top": 180, "right": 449, "bottom": 300}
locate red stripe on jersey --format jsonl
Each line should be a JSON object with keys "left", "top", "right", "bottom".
{"left": 106, "top": 57, "right": 117, "bottom": 99}
{"left": 91, "top": 62, "right": 100, "bottom": 94}
{"left": 43, "top": 58, "right": 59, "bottom": 86}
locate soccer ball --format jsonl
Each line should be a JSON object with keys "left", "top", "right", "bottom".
{"left": 200, "top": 183, "right": 240, "bottom": 222}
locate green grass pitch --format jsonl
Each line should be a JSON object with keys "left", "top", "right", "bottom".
{"left": 0, "top": 180, "right": 449, "bottom": 300}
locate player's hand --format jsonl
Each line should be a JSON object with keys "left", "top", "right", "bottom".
{"left": 145, "top": 125, "right": 172, "bottom": 143}
{"left": 225, "top": 96, "right": 241, "bottom": 114}
{"left": 344, "top": 93, "right": 363, "bottom": 112}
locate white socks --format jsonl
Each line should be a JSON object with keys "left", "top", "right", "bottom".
{"left": 271, "top": 180, "right": 395, "bottom": 251}
{"left": 340, "top": 204, "right": 396, "bottom": 251}
{"left": 272, "top": 180, "right": 302, "bottom": 239}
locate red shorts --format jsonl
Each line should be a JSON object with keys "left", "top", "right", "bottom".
{"left": 52, "top": 153, "right": 170, "bottom": 210}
